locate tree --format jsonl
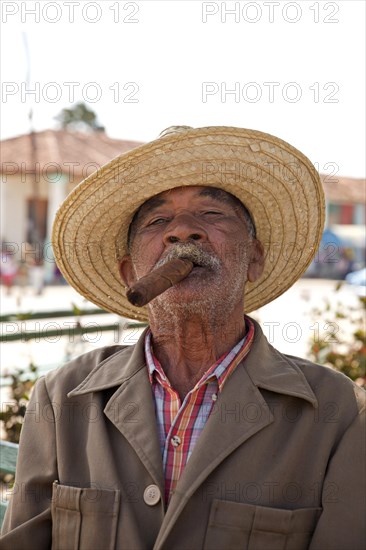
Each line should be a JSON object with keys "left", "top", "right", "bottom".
{"left": 308, "top": 286, "right": 366, "bottom": 389}
{"left": 0, "top": 364, "right": 39, "bottom": 443}
{"left": 55, "top": 102, "right": 105, "bottom": 132}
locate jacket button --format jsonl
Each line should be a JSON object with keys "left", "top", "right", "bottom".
{"left": 143, "top": 484, "right": 161, "bottom": 506}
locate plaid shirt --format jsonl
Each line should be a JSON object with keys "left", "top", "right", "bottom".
{"left": 144, "top": 317, "right": 255, "bottom": 504}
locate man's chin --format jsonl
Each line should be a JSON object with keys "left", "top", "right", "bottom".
{"left": 149, "top": 273, "right": 222, "bottom": 310}
{"left": 172, "top": 267, "right": 216, "bottom": 290}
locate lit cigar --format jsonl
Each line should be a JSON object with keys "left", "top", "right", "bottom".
{"left": 126, "top": 258, "right": 194, "bottom": 307}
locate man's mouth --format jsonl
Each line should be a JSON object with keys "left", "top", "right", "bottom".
{"left": 155, "top": 244, "right": 221, "bottom": 272}
{"left": 182, "top": 258, "right": 203, "bottom": 269}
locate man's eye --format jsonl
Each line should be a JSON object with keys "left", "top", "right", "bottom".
{"left": 147, "top": 218, "right": 168, "bottom": 226}
{"left": 202, "top": 211, "right": 222, "bottom": 216}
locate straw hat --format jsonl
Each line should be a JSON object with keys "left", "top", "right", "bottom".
{"left": 52, "top": 126, "right": 325, "bottom": 322}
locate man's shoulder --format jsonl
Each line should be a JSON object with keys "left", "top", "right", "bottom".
{"left": 283, "top": 352, "right": 366, "bottom": 414}
{"left": 41, "top": 344, "right": 137, "bottom": 397}
{"left": 251, "top": 320, "right": 365, "bottom": 414}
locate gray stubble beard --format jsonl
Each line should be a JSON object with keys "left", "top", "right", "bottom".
{"left": 147, "top": 242, "right": 251, "bottom": 328}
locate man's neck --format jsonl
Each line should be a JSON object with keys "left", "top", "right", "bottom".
{"left": 148, "top": 304, "right": 246, "bottom": 400}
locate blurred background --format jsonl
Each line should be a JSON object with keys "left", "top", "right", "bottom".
{"left": 0, "top": 1, "right": 365, "bottom": 443}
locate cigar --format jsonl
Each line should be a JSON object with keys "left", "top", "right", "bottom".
{"left": 126, "top": 258, "right": 194, "bottom": 307}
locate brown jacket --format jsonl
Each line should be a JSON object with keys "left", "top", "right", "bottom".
{"left": 1, "top": 319, "right": 365, "bottom": 550}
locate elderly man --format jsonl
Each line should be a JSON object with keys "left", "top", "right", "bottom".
{"left": 1, "top": 126, "right": 365, "bottom": 549}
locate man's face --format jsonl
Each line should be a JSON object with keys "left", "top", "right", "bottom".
{"left": 119, "top": 186, "right": 264, "bottom": 314}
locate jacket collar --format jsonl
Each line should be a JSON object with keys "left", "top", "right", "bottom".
{"left": 67, "top": 328, "right": 149, "bottom": 397}
{"left": 68, "top": 320, "right": 317, "bottom": 408}
{"left": 245, "top": 318, "right": 318, "bottom": 408}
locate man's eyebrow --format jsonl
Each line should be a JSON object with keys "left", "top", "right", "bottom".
{"left": 136, "top": 196, "right": 168, "bottom": 221}
{"left": 198, "top": 188, "right": 233, "bottom": 204}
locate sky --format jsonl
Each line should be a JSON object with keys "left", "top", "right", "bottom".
{"left": 1, "top": 0, "right": 365, "bottom": 177}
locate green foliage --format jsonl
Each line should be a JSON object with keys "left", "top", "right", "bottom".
{"left": 55, "top": 102, "right": 105, "bottom": 132}
{"left": 308, "top": 289, "right": 366, "bottom": 389}
{"left": 0, "top": 363, "right": 39, "bottom": 443}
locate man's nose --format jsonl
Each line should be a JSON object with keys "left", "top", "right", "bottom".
{"left": 163, "top": 214, "right": 208, "bottom": 245}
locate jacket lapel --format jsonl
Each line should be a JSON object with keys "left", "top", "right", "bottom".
{"left": 103, "top": 367, "right": 164, "bottom": 489}
{"left": 68, "top": 329, "right": 164, "bottom": 490}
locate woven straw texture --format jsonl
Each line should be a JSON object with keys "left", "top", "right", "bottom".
{"left": 52, "top": 126, "right": 325, "bottom": 321}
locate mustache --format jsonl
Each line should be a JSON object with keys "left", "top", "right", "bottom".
{"left": 154, "top": 243, "right": 221, "bottom": 271}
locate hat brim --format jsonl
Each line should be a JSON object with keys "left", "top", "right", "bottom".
{"left": 52, "top": 127, "right": 325, "bottom": 322}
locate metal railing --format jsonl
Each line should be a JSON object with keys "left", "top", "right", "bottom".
{"left": 0, "top": 307, "right": 145, "bottom": 343}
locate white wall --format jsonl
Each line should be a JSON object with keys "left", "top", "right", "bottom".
{"left": 0, "top": 173, "right": 53, "bottom": 260}
{"left": 0, "top": 175, "right": 28, "bottom": 259}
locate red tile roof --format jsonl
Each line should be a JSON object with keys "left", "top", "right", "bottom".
{"left": 1, "top": 130, "right": 365, "bottom": 204}
{"left": 0, "top": 129, "right": 143, "bottom": 178}
{"left": 320, "top": 174, "right": 365, "bottom": 204}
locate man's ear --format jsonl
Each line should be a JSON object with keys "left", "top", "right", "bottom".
{"left": 247, "top": 239, "right": 265, "bottom": 283}
{"left": 118, "top": 255, "right": 137, "bottom": 288}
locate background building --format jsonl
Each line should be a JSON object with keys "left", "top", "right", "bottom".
{"left": 1, "top": 130, "right": 365, "bottom": 280}
{"left": 1, "top": 129, "right": 142, "bottom": 251}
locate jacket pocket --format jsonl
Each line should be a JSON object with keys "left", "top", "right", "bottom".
{"left": 51, "top": 481, "right": 120, "bottom": 550}
{"left": 203, "top": 500, "right": 322, "bottom": 550}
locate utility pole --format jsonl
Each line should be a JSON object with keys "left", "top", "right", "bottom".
{"left": 22, "top": 32, "right": 42, "bottom": 254}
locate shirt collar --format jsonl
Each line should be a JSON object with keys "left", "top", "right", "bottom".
{"left": 144, "top": 317, "right": 255, "bottom": 393}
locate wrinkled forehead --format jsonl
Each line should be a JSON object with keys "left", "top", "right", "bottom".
{"left": 137, "top": 185, "right": 245, "bottom": 216}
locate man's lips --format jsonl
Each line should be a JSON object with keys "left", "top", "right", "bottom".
{"left": 181, "top": 259, "right": 205, "bottom": 271}
{"left": 182, "top": 263, "right": 208, "bottom": 279}
{"left": 154, "top": 243, "right": 221, "bottom": 273}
